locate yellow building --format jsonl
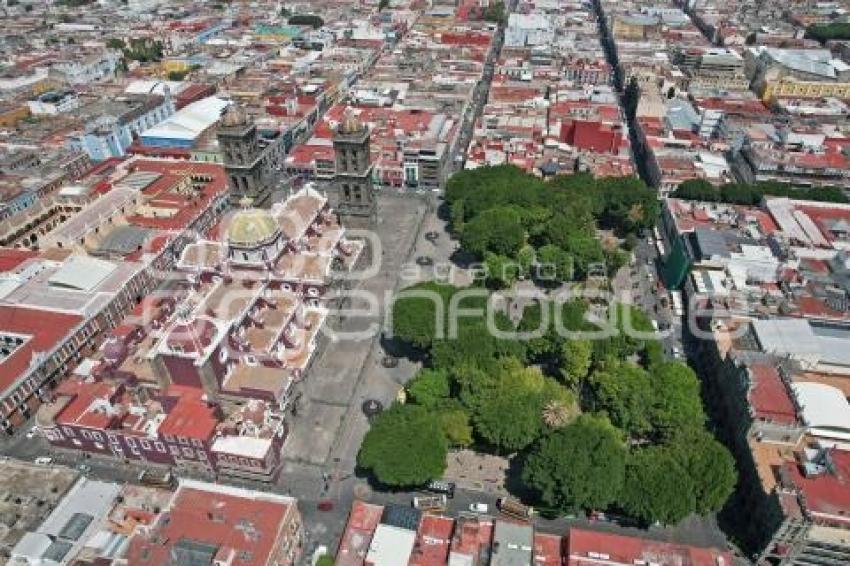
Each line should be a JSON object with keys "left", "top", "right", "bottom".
{"left": 612, "top": 16, "right": 661, "bottom": 41}
{"left": 162, "top": 58, "right": 191, "bottom": 75}
{"left": 0, "top": 104, "right": 30, "bottom": 127}
{"left": 762, "top": 78, "right": 850, "bottom": 102}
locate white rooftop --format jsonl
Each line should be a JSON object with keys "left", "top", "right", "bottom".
{"left": 48, "top": 256, "right": 118, "bottom": 292}
{"left": 365, "top": 524, "right": 416, "bottom": 566}
{"left": 210, "top": 435, "right": 273, "bottom": 460}
{"left": 140, "top": 96, "right": 230, "bottom": 141}
{"left": 792, "top": 382, "right": 850, "bottom": 445}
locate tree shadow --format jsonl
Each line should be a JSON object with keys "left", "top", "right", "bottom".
{"left": 355, "top": 464, "right": 422, "bottom": 496}
{"left": 503, "top": 452, "right": 535, "bottom": 504}
{"left": 436, "top": 199, "right": 451, "bottom": 223}
{"left": 379, "top": 333, "right": 429, "bottom": 364}
{"left": 449, "top": 247, "right": 478, "bottom": 269}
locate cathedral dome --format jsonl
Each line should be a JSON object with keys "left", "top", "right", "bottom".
{"left": 227, "top": 208, "right": 280, "bottom": 248}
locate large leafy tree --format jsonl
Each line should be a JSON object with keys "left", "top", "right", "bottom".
{"left": 588, "top": 363, "right": 654, "bottom": 439}
{"left": 523, "top": 415, "right": 626, "bottom": 513}
{"left": 536, "top": 244, "right": 574, "bottom": 284}
{"left": 620, "top": 446, "right": 696, "bottom": 526}
{"left": 558, "top": 339, "right": 592, "bottom": 387}
{"left": 357, "top": 405, "right": 447, "bottom": 487}
{"left": 461, "top": 206, "right": 525, "bottom": 258}
{"left": 472, "top": 358, "right": 573, "bottom": 452}
{"left": 472, "top": 359, "right": 547, "bottom": 452}
{"left": 439, "top": 408, "right": 474, "bottom": 448}
{"left": 407, "top": 368, "right": 451, "bottom": 408}
{"left": 667, "top": 429, "right": 737, "bottom": 514}
{"left": 649, "top": 362, "right": 705, "bottom": 439}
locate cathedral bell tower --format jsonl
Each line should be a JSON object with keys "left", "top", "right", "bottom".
{"left": 217, "top": 104, "right": 272, "bottom": 207}
{"left": 332, "top": 112, "right": 376, "bottom": 228}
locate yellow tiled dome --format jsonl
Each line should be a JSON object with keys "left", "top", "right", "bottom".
{"left": 227, "top": 209, "right": 279, "bottom": 247}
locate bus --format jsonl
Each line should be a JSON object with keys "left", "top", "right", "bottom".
{"left": 670, "top": 290, "right": 684, "bottom": 317}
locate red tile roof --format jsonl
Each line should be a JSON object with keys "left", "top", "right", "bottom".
{"left": 748, "top": 364, "right": 799, "bottom": 426}
{"left": 0, "top": 248, "right": 37, "bottom": 273}
{"left": 336, "top": 500, "right": 384, "bottom": 566}
{"left": 448, "top": 516, "right": 494, "bottom": 564}
{"left": 533, "top": 532, "right": 565, "bottom": 565}
{"left": 0, "top": 305, "right": 83, "bottom": 393}
{"left": 782, "top": 449, "right": 850, "bottom": 526}
{"left": 567, "top": 527, "right": 732, "bottom": 566}
{"left": 122, "top": 160, "right": 227, "bottom": 231}
{"left": 126, "top": 483, "right": 297, "bottom": 566}
{"left": 53, "top": 379, "right": 124, "bottom": 430}
{"left": 409, "top": 515, "right": 454, "bottom": 566}
{"left": 157, "top": 387, "right": 220, "bottom": 441}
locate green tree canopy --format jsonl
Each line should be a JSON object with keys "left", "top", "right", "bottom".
{"left": 536, "top": 244, "right": 574, "bottom": 284}
{"left": 523, "top": 415, "right": 626, "bottom": 513}
{"left": 672, "top": 179, "right": 848, "bottom": 205}
{"left": 588, "top": 363, "right": 653, "bottom": 439}
{"left": 558, "top": 339, "right": 592, "bottom": 387}
{"left": 461, "top": 206, "right": 525, "bottom": 258}
{"left": 391, "top": 282, "right": 458, "bottom": 351}
{"left": 649, "top": 362, "right": 705, "bottom": 439}
{"left": 806, "top": 22, "right": 850, "bottom": 43}
{"left": 439, "top": 408, "right": 474, "bottom": 448}
{"left": 407, "top": 368, "right": 451, "bottom": 408}
{"left": 667, "top": 429, "right": 737, "bottom": 514}
{"left": 620, "top": 446, "right": 696, "bottom": 526}
{"left": 472, "top": 359, "right": 551, "bottom": 452}
{"left": 357, "top": 405, "right": 447, "bottom": 487}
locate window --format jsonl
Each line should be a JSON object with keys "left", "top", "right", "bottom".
{"left": 62, "top": 426, "right": 75, "bottom": 437}
{"left": 140, "top": 439, "right": 151, "bottom": 451}
{"left": 154, "top": 441, "right": 165, "bottom": 453}
{"left": 179, "top": 436, "right": 189, "bottom": 445}
{"left": 72, "top": 438, "right": 82, "bottom": 447}
{"left": 192, "top": 438, "right": 203, "bottom": 448}
{"left": 81, "top": 429, "right": 91, "bottom": 440}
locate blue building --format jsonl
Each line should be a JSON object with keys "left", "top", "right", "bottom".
{"left": 68, "top": 91, "right": 176, "bottom": 161}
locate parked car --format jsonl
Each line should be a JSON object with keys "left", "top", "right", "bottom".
{"left": 469, "top": 502, "right": 489, "bottom": 514}
{"left": 34, "top": 457, "right": 52, "bottom": 465}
